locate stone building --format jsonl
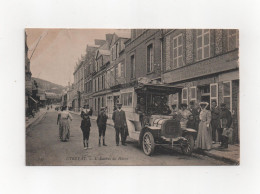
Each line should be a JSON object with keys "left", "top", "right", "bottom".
{"left": 105, "top": 33, "right": 130, "bottom": 118}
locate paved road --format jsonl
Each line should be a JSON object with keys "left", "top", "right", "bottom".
{"left": 26, "top": 111, "right": 228, "bottom": 166}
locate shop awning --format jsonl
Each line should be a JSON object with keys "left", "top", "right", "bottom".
{"left": 29, "top": 96, "right": 38, "bottom": 103}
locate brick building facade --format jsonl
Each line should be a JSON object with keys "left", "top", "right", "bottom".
{"left": 162, "top": 29, "right": 239, "bottom": 143}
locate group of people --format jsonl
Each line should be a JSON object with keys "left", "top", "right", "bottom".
{"left": 171, "top": 100, "right": 233, "bottom": 151}
{"left": 56, "top": 102, "right": 128, "bottom": 150}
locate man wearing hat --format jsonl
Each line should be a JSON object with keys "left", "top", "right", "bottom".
{"left": 97, "top": 107, "right": 108, "bottom": 146}
{"left": 219, "top": 103, "right": 233, "bottom": 148}
{"left": 112, "top": 102, "right": 128, "bottom": 146}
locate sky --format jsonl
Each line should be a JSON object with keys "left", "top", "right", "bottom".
{"left": 26, "top": 29, "right": 131, "bottom": 86}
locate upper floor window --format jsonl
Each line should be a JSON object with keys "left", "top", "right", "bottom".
{"left": 147, "top": 44, "right": 154, "bottom": 73}
{"left": 116, "top": 43, "right": 119, "bottom": 58}
{"left": 228, "top": 29, "right": 239, "bottom": 51}
{"left": 173, "top": 34, "right": 183, "bottom": 68}
{"left": 130, "top": 55, "right": 135, "bottom": 78}
{"left": 116, "top": 62, "right": 125, "bottom": 78}
{"left": 197, "top": 29, "right": 210, "bottom": 60}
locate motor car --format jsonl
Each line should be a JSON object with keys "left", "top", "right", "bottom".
{"left": 120, "top": 82, "right": 197, "bottom": 156}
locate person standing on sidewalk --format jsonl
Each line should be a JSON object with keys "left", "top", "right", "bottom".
{"left": 112, "top": 103, "right": 127, "bottom": 146}
{"left": 97, "top": 107, "right": 108, "bottom": 146}
{"left": 219, "top": 103, "right": 233, "bottom": 148}
{"left": 195, "top": 102, "right": 212, "bottom": 151}
{"left": 211, "top": 100, "right": 221, "bottom": 144}
{"left": 80, "top": 113, "right": 91, "bottom": 150}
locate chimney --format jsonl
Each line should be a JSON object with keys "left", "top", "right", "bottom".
{"left": 106, "top": 34, "right": 113, "bottom": 43}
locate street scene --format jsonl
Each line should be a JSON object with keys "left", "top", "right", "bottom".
{"left": 26, "top": 109, "right": 230, "bottom": 166}
{"left": 25, "top": 29, "right": 239, "bottom": 166}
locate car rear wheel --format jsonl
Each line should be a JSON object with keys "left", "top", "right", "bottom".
{"left": 181, "top": 134, "right": 195, "bottom": 155}
{"left": 142, "top": 131, "right": 155, "bottom": 156}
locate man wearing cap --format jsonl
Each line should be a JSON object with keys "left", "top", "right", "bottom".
{"left": 97, "top": 107, "right": 108, "bottom": 146}
{"left": 112, "top": 103, "right": 127, "bottom": 146}
{"left": 219, "top": 103, "right": 232, "bottom": 148}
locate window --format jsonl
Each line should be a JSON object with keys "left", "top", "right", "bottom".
{"left": 182, "top": 88, "right": 188, "bottom": 105}
{"left": 112, "top": 46, "right": 116, "bottom": 61}
{"left": 130, "top": 55, "right": 135, "bottom": 78}
{"left": 116, "top": 43, "right": 119, "bottom": 58}
{"left": 173, "top": 34, "right": 183, "bottom": 68}
{"left": 223, "top": 81, "right": 232, "bottom": 111}
{"left": 121, "top": 92, "right": 133, "bottom": 107}
{"left": 147, "top": 44, "right": 154, "bottom": 73}
{"left": 210, "top": 83, "right": 218, "bottom": 107}
{"left": 197, "top": 29, "right": 210, "bottom": 60}
{"left": 228, "top": 29, "right": 239, "bottom": 51}
{"left": 190, "top": 86, "right": 197, "bottom": 102}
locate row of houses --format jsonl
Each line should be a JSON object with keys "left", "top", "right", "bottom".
{"left": 69, "top": 29, "right": 239, "bottom": 142}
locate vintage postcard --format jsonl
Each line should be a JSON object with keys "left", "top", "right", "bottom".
{"left": 25, "top": 29, "right": 239, "bottom": 166}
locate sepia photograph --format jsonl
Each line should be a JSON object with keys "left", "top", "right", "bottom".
{"left": 25, "top": 29, "right": 240, "bottom": 166}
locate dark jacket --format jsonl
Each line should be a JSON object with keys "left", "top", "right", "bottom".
{"left": 112, "top": 109, "right": 127, "bottom": 129}
{"left": 80, "top": 116, "right": 91, "bottom": 130}
{"left": 220, "top": 108, "right": 232, "bottom": 128}
{"left": 187, "top": 119, "right": 197, "bottom": 130}
{"left": 97, "top": 112, "right": 108, "bottom": 127}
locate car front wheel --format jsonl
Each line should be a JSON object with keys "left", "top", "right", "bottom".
{"left": 142, "top": 131, "right": 155, "bottom": 156}
{"left": 181, "top": 134, "right": 195, "bottom": 155}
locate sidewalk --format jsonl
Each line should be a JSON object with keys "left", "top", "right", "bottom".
{"left": 198, "top": 143, "right": 240, "bottom": 165}
{"left": 26, "top": 108, "right": 47, "bottom": 129}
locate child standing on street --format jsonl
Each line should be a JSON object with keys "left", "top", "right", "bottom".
{"left": 80, "top": 113, "right": 91, "bottom": 150}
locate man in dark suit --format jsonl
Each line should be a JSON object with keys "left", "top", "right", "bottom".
{"left": 112, "top": 103, "right": 127, "bottom": 146}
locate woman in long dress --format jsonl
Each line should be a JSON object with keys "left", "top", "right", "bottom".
{"left": 195, "top": 102, "right": 212, "bottom": 150}
{"left": 57, "top": 106, "right": 73, "bottom": 142}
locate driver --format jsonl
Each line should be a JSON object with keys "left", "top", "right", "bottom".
{"left": 136, "top": 97, "right": 146, "bottom": 127}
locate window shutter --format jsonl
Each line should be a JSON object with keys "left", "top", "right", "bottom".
{"left": 182, "top": 88, "right": 188, "bottom": 104}
{"left": 223, "top": 82, "right": 232, "bottom": 111}
{"left": 190, "top": 87, "right": 197, "bottom": 102}
{"left": 118, "top": 63, "right": 121, "bottom": 77}
{"left": 210, "top": 83, "right": 218, "bottom": 106}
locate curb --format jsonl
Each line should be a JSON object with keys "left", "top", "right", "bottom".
{"left": 202, "top": 151, "right": 239, "bottom": 165}
{"left": 194, "top": 150, "right": 239, "bottom": 165}
{"left": 26, "top": 111, "right": 47, "bottom": 130}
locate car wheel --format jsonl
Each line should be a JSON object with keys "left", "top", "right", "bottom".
{"left": 181, "top": 134, "right": 195, "bottom": 155}
{"left": 142, "top": 131, "right": 155, "bottom": 156}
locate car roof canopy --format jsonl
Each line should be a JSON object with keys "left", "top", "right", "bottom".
{"left": 135, "top": 83, "right": 183, "bottom": 95}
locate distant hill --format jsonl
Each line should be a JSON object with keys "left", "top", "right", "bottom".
{"left": 32, "top": 77, "right": 65, "bottom": 94}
